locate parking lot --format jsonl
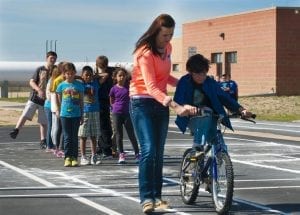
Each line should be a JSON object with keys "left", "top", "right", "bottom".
{"left": 0, "top": 118, "right": 300, "bottom": 214}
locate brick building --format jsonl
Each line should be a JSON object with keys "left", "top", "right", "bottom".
{"left": 171, "top": 7, "right": 300, "bottom": 96}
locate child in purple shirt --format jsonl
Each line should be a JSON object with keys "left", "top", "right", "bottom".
{"left": 109, "top": 68, "right": 140, "bottom": 164}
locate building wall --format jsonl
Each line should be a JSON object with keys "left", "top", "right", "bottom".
{"left": 182, "top": 8, "right": 280, "bottom": 96}
{"left": 169, "top": 37, "right": 185, "bottom": 92}
{"left": 276, "top": 8, "right": 300, "bottom": 95}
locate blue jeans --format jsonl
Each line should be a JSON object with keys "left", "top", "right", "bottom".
{"left": 45, "top": 107, "right": 54, "bottom": 149}
{"left": 188, "top": 115, "right": 217, "bottom": 147}
{"left": 60, "top": 117, "right": 80, "bottom": 159}
{"left": 130, "top": 98, "right": 169, "bottom": 204}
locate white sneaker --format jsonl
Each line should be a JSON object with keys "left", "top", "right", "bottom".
{"left": 118, "top": 153, "right": 126, "bottom": 164}
{"left": 80, "top": 155, "right": 90, "bottom": 165}
{"left": 91, "top": 155, "right": 101, "bottom": 165}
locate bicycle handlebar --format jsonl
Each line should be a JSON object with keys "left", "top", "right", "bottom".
{"left": 240, "top": 113, "right": 256, "bottom": 124}
{"left": 194, "top": 107, "right": 257, "bottom": 124}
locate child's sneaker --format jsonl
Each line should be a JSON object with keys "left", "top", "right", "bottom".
{"left": 71, "top": 158, "right": 79, "bottom": 167}
{"left": 55, "top": 150, "right": 65, "bottom": 158}
{"left": 135, "top": 153, "right": 141, "bottom": 164}
{"left": 9, "top": 128, "right": 19, "bottom": 139}
{"left": 45, "top": 147, "right": 55, "bottom": 153}
{"left": 40, "top": 139, "right": 47, "bottom": 149}
{"left": 118, "top": 153, "right": 126, "bottom": 164}
{"left": 80, "top": 155, "right": 90, "bottom": 165}
{"left": 91, "top": 155, "right": 101, "bottom": 165}
{"left": 64, "top": 157, "right": 72, "bottom": 167}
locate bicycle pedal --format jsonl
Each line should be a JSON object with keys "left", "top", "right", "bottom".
{"left": 190, "top": 157, "right": 197, "bottom": 162}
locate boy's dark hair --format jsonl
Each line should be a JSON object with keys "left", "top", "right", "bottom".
{"left": 46, "top": 51, "right": 57, "bottom": 58}
{"left": 82, "top": 65, "right": 93, "bottom": 75}
{"left": 186, "top": 54, "right": 210, "bottom": 73}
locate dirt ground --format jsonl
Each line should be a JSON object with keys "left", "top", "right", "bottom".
{"left": 0, "top": 96, "right": 299, "bottom": 126}
{"left": 0, "top": 109, "right": 38, "bottom": 126}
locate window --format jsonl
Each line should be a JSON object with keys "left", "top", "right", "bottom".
{"left": 226, "top": 51, "right": 237, "bottom": 63}
{"left": 172, "top": 64, "right": 179, "bottom": 72}
{"left": 211, "top": 53, "right": 222, "bottom": 63}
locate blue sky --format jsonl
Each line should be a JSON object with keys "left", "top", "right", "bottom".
{"left": 0, "top": 0, "right": 300, "bottom": 63}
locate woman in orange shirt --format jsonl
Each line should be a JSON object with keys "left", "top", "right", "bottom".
{"left": 129, "top": 14, "right": 188, "bottom": 213}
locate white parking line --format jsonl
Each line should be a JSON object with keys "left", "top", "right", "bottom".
{"left": 232, "top": 159, "right": 300, "bottom": 174}
{"left": 0, "top": 160, "right": 122, "bottom": 215}
{"left": 0, "top": 160, "right": 190, "bottom": 215}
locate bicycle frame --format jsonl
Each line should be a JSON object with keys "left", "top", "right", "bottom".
{"left": 180, "top": 111, "right": 255, "bottom": 214}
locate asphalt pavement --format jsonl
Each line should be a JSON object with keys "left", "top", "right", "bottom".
{"left": 0, "top": 101, "right": 300, "bottom": 214}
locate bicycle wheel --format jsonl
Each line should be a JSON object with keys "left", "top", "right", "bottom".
{"left": 211, "top": 152, "right": 234, "bottom": 214}
{"left": 179, "top": 148, "right": 199, "bottom": 204}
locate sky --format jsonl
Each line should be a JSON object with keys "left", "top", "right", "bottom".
{"left": 0, "top": 0, "right": 300, "bottom": 63}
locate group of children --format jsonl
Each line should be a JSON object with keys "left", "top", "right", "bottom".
{"left": 10, "top": 51, "right": 140, "bottom": 167}
{"left": 57, "top": 63, "right": 140, "bottom": 167}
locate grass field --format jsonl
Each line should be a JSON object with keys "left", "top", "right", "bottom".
{"left": 239, "top": 95, "right": 300, "bottom": 122}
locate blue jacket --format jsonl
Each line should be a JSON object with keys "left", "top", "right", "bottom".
{"left": 174, "top": 74, "right": 242, "bottom": 133}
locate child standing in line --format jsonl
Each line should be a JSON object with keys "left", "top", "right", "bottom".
{"left": 78, "top": 66, "right": 102, "bottom": 165}
{"left": 56, "top": 62, "right": 84, "bottom": 167}
{"left": 44, "top": 65, "right": 58, "bottom": 152}
{"left": 50, "top": 62, "right": 66, "bottom": 158}
{"left": 109, "top": 68, "right": 140, "bottom": 164}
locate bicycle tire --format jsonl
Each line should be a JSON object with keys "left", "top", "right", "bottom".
{"left": 179, "top": 148, "right": 200, "bottom": 204}
{"left": 211, "top": 152, "right": 234, "bottom": 214}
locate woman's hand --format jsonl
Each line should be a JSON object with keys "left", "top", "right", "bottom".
{"left": 174, "top": 105, "right": 190, "bottom": 117}
{"left": 183, "top": 104, "right": 198, "bottom": 115}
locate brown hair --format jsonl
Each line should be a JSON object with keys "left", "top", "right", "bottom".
{"left": 112, "top": 67, "right": 128, "bottom": 85}
{"left": 62, "top": 62, "right": 76, "bottom": 74}
{"left": 133, "top": 14, "right": 175, "bottom": 56}
{"left": 95, "top": 55, "right": 108, "bottom": 74}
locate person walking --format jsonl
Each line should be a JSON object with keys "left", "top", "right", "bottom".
{"left": 109, "top": 68, "right": 140, "bottom": 164}
{"left": 129, "top": 14, "right": 187, "bottom": 213}
{"left": 9, "top": 51, "right": 57, "bottom": 149}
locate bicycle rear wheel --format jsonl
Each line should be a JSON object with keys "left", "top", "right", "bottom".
{"left": 179, "top": 148, "right": 199, "bottom": 204}
{"left": 212, "top": 152, "right": 234, "bottom": 214}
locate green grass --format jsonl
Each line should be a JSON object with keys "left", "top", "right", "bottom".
{"left": 255, "top": 114, "right": 300, "bottom": 122}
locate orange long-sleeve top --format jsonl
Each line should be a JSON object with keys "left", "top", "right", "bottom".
{"left": 129, "top": 43, "right": 178, "bottom": 104}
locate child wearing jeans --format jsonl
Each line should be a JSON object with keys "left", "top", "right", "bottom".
{"left": 109, "top": 68, "right": 140, "bottom": 164}
{"left": 50, "top": 62, "right": 66, "bottom": 158}
{"left": 56, "top": 62, "right": 84, "bottom": 167}
{"left": 78, "top": 66, "right": 102, "bottom": 165}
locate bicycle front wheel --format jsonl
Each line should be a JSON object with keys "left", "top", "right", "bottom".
{"left": 179, "top": 148, "right": 199, "bottom": 204}
{"left": 212, "top": 152, "right": 234, "bottom": 214}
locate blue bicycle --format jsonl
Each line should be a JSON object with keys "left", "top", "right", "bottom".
{"left": 179, "top": 113, "right": 256, "bottom": 214}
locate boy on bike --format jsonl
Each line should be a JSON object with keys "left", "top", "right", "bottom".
{"left": 173, "top": 54, "right": 252, "bottom": 151}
